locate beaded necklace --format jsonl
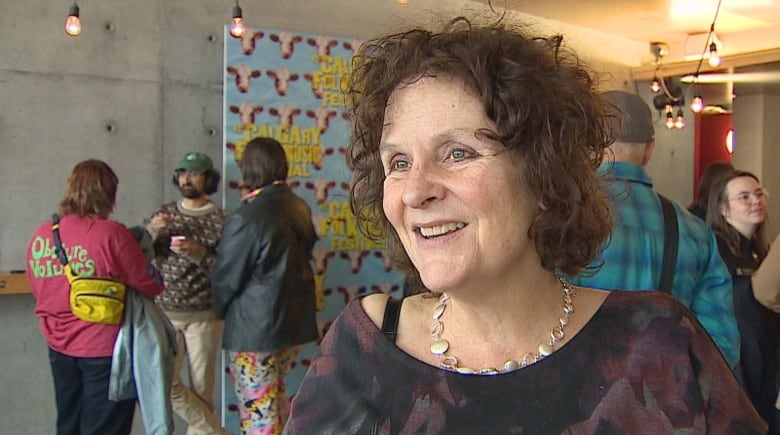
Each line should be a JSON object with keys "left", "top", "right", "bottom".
{"left": 429, "top": 275, "right": 575, "bottom": 375}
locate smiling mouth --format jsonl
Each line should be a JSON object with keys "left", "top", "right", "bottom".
{"left": 418, "top": 222, "right": 465, "bottom": 239}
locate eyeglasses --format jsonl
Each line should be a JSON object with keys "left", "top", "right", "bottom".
{"left": 728, "top": 189, "right": 768, "bottom": 205}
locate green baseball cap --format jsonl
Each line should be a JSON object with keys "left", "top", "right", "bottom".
{"left": 176, "top": 152, "right": 214, "bottom": 172}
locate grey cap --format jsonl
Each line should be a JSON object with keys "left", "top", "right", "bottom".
{"left": 601, "top": 90, "right": 654, "bottom": 143}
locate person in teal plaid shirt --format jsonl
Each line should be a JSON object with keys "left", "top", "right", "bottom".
{"left": 570, "top": 90, "right": 739, "bottom": 368}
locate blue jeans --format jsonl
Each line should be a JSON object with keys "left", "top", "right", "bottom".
{"left": 48, "top": 348, "right": 136, "bottom": 435}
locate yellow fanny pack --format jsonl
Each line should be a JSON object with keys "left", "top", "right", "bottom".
{"left": 68, "top": 273, "right": 126, "bottom": 325}
{"left": 52, "top": 214, "right": 126, "bottom": 325}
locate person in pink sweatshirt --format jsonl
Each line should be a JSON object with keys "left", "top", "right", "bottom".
{"left": 26, "top": 159, "right": 164, "bottom": 435}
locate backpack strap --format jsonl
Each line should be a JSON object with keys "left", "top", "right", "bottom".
{"left": 658, "top": 194, "right": 679, "bottom": 293}
{"left": 380, "top": 297, "right": 403, "bottom": 343}
{"left": 51, "top": 213, "right": 75, "bottom": 282}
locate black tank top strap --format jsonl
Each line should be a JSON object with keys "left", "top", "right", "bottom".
{"left": 380, "top": 297, "right": 403, "bottom": 343}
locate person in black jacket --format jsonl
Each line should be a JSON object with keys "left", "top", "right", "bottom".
{"left": 707, "top": 169, "right": 780, "bottom": 434}
{"left": 212, "top": 137, "right": 318, "bottom": 435}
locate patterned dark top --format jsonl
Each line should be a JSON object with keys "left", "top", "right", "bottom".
{"left": 150, "top": 201, "right": 227, "bottom": 312}
{"left": 286, "top": 291, "right": 766, "bottom": 434}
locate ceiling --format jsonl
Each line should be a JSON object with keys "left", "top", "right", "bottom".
{"left": 474, "top": 0, "right": 780, "bottom": 102}
{"left": 491, "top": 0, "right": 780, "bottom": 66}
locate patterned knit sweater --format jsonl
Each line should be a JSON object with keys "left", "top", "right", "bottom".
{"left": 150, "top": 201, "right": 227, "bottom": 312}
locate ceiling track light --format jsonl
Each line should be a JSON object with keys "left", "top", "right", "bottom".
{"left": 65, "top": 2, "right": 81, "bottom": 36}
{"left": 230, "top": 0, "right": 245, "bottom": 39}
{"left": 649, "top": 42, "right": 670, "bottom": 60}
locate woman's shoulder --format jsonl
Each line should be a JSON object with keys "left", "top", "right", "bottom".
{"left": 574, "top": 290, "right": 728, "bottom": 373}
{"left": 589, "top": 290, "right": 707, "bottom": 342}
{"left": 361, "top": 292, "right": 390, "bottom": 328}
{"left": 95, "top": 218, "right": 135, "bottom": 239}
{"left": 361, "top": 292, "right": 433, "bottom": 329}
{"left": 59, "top": 214, "right": 129, "bottom": 236}
{"left": 315, "top": 295, "right": 393, "bottom": 359}
{"left": 330, "top": 294, "right": 391, "bottom": 334}
{"left": 29, "top": 218, "right": 53, "bottom": 237}
{"left": 601, "top": 289, "right": 693, "bottom": 316}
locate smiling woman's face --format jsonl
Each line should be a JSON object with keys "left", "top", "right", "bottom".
{"left": 379, "top": 77, "right": 539, "bottom": 293}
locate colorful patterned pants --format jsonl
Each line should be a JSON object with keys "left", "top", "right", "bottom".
{"left": 227, "top": 348, "right": 299, "bottom": 435}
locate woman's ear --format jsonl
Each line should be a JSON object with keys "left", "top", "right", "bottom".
{"left": 719, "top": 202, "right": 729, "bottom": 219}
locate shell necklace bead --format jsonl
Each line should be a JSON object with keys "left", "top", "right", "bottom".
{"left": 429, "top": 274, "right": 575, "bottom": 375}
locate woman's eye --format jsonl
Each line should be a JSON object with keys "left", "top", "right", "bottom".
{"left": 388, "top": 158, "right": 410, "bottom": 172}
{"left": 449, "top": 148, "right": 471, "bottom": 160}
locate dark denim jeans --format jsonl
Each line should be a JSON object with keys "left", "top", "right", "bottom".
{"left": 48, "top": 348, "right": 135, "bottom": 435}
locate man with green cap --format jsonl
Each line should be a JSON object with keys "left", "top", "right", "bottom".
{"left": 145, "top": 151, "right": 228, "bottom": 435}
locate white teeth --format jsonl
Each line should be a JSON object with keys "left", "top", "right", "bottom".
{"left": 419, "top": 222, "right": 465, "bottom": 238}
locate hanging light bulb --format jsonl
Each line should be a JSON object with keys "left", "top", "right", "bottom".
{"left": 665, "top": 114, "right": 675, "bottom": 130}
{"left": 708, "top": 42, "right": 721, "bottom": 68}
{"left": 674, "top": 109, "right": 685, "bottom": 129}
{"left": 691, "top": 94, "right": 704, "bottom": 113}
{"left": 651, "top": 75, "right": 661, "bottom": 93}
{"left": 397, "top": 0, "right": 411, "bottom": 5}
{"left": 65, "top": 2, "right": 81, "bottom": 37}
{"left": 230, "top": 2, "right": 245, "bottom": 39}
{"left": 665, "top": 109, "right": 675, "bottom": 130}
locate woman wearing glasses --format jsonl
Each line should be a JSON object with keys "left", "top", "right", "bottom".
{"left": 707, "top": 169, "right": 780, "bottom": 433}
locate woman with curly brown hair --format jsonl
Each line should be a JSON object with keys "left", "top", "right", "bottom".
{"left": 285, "top": 18, "right": 765, "bottom": 434}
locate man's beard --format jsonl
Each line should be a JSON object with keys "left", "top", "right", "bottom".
{"left": 179, "top": 185, "right": 202, "bottom": 199}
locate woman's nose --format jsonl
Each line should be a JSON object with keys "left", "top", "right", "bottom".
{"left": 401, "top": 163, "right": 445, "bottom": 208}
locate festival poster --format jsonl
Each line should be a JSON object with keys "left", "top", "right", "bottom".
{"left": 222, "top": 26, "right": 405, "bottom": 430}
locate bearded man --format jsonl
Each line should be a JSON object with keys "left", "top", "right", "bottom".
{"left": 146, "top": 151, "right": 228, "bottom": 435}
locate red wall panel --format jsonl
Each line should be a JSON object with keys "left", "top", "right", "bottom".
{"left": 693, "top": 113, "right": 732, "bottom": 198}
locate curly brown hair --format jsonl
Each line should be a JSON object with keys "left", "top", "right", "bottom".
{"left": 346, "top": 18, "right": 612, "bottom": 291}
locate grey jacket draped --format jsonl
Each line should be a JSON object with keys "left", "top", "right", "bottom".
{"left": 109, "top": 289, "right": 177, "bottom": 435}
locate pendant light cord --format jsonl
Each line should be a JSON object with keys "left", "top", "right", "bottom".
{"left": 693, "top": 0, "right": 723, "bottom": 80}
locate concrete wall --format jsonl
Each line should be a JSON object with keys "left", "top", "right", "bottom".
{"left": 762, "top": 94, "right": 780, "bottom": 240}
{"left": 640, "top": 86, "right": 698, "bottom": 205}
{"left": 0, "top": 0, "right": 665, "bottom": 433}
